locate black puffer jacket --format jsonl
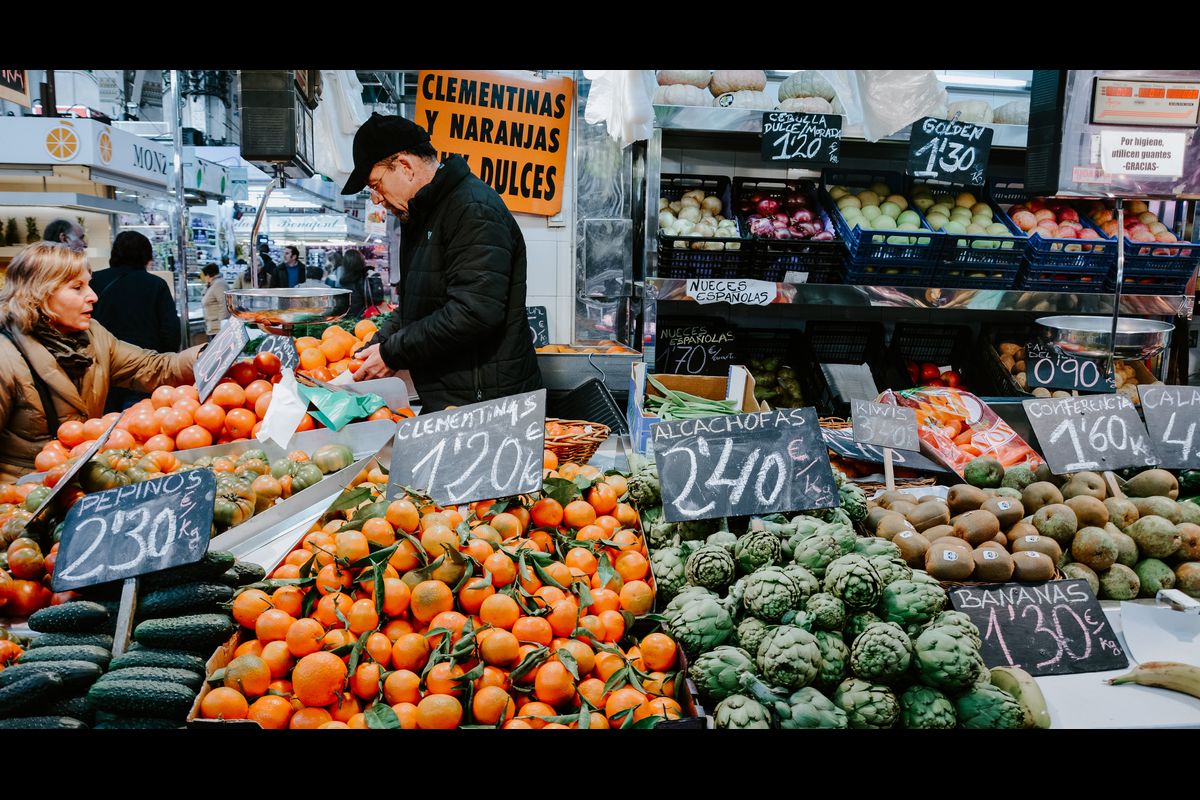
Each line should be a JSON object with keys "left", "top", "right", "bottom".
{"left": 373, "top": 156, "right": 541, "bottom": 411}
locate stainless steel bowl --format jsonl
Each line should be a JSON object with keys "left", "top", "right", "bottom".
{"left": 226, "top": 288, "right": 351, "bottom": 333}
{"left": 1036, "top": 314, "right": 1173, "bottom": 360}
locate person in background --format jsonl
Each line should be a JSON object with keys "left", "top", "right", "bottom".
{"left": 0, "top": 243, "right": 201, "bottom": 481}
{"left": 91, "top": 231, "right": 183, "bottom": 412}
{"left": 200, "top": 263, "right": 229, "bottom": 339}
{"left": 274, "top": 245, "right": 304, "bottom": 288}
{"left": 43, "top": 219, "right": 87, "bottom": 253}
{"left": 234, "top": 256, "right": 267, "bottom": 289}
{"left": 298, "top": 266, "right": 329, "bottom": 289}
{"left": 338, "top": 249, "right": 367, "bottom": 319}
{"left": 255, "top": 243, "right": 278, "bottom": 286}
{"left": 324, "top": 251, "right": 343, "bottom": 288}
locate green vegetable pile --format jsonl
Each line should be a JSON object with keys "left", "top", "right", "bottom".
{"left": 749, "top": 357, "right": 805, "bottom": 408}
{"left": 644, "top": 376, "right": 741, "bottom": 421}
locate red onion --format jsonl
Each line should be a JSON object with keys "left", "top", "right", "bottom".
{"left": 773, "top": 228, "right": 794, "bottom": 240}
{"left": 773, "top": 213, "right": 789, "bottom": 224}
{"left": 790, "top": 209, "right": 814, "bottom": 225}
{"left": 757, "top": 198, "right": 781, "bottom": 216}
{"left": 813, "top": 231, "right": 834, "bottom": 241}
{"left": 748, "top": 217, "right": 775, "bottom": 237}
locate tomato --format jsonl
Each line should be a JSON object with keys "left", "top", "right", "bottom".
{"left": 251, "top": 474, "right": 283, "bottom": 512}
{"left": 291, "top": 463, "right": 324, "bottom": 493}
{"left": 126, "top": 411, "right": 161, "bottom": 442}
{"left": 213, "top": 481, "right": 257, "bottom": 530}
{"left": 56, "top": 420, "right": 87, "bottom": 448}
{"left": 43, "top": 461, "right": 72, "bottom": 489}
{"left": 270, "top": 458, "right": 297, "bottom": 479}
{"left": 78, "top": 451, "right": 138, "bottom": 493}
{"left": 138, "top": 451, "right": 180, "bottom": 475}
{"left": 254, "top": 392, "right": 273, "bottom": 419}
{"left": 942, "top": 370, "right": 963, "bottom": 389}
{"left": 0, "top": 568, "right": 10, "bottom": 610}
{"left": 103, "top": 428, "right": 137, "bottom": 451}
{"left": 22, "top": 485, "right": 52, "bottom": 513}
{"left": 236, "top": 458, "right": 270, "bottom": 477}
{"left": 175, "top": 425, "right": 213, "bottom": 450}
{"left": 311, "top": 444, "right": 354, "bottom": 475}
{"left": 0, "top": 513, "right": 32, "bottom": 549}
{"left": 34, "top": 448, "right": 68, "bottom": 472}
{"left": 6, "top": 579, "right": 52, "bottom": 616}
{"left": 224, "top": 408, "right": 257, "bottom": 439}
{"left": 7, "top": 537, "right": 39, "bottom": 557}
{"left": 8, "top": 548, "right": 44, "bottom": 581}
{"left": 238, "top": 449, "right": 269, "bottom": 465}
{"left": 367, "top": 407, "right": 394, "bottom": 422}
{"left": 254, "top": 351, "right": 282, "bottom": 376}
{"left": 226, "top": 360, "right": 259, "bottom": 388}
{"left": 49, "top": 590, "right": 79, "bottom": 605}
{"left": 243, "top": 380, "right": 273, "bottom": 410}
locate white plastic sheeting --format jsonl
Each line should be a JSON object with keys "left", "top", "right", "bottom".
{"left": 314, "top": 70, "right": 370, "bottom": 189}
{"left": 819, "top": 70, "right": 948, "bottom": 143}
{"left": 582, "top": 70, "right": 657, "bottom": 148}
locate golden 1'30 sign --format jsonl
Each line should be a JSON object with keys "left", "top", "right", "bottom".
{"left": 416, "top": 70, "right": 574, "bottom": 217}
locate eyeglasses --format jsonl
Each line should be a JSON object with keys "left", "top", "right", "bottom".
{"left": 367, "top": 165, "right": 392, "bottom": 195}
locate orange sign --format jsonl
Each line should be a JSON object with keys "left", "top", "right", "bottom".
{"left": 416, "top": 70, "right": 574, "bottom": 217}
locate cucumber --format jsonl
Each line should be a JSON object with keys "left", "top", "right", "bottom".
{"left": 45, "top": 694, "right": 94, "bottom": 724}
{"left": 0, "top": 673, "right": 64, "bottom": 717}
{"left": 93, "top": 717, "right": 185, "bottom": 730}
{"left": 87, "top": 680, "right": 196, "bottom": 719}
{"left": 229, "top": 561, "right": 267, "bottom": 586}
{"left": 27, "top": 601, "right": 111, "bottom": 634}
{"left": 28, "top": 633, "right": 114, "bottom": 651}
{"left": 132, "top": 614, "right": 235, "bottom": 652}
{"left": 17, "top": 645, "right": 111, "bottom": 670}
{"left": 0, "top": 716, "right": 87, "bottom": 729}
{"left": 108, "top": 649, "right": 208, "bottom": 674}
{"left": 0, "top": 661, "right": 103, "bottom": 693}
{"left": 217, "top": 569, "right": 241, "bottom": 587}
{"left": 96, "top": 667, "right": 203, "bottom": 692}
{"left": 137, "top": 582, "right": 233, "bottom": 619}
{"left": 141, "top": 551, "right": 236, "bottom": 590}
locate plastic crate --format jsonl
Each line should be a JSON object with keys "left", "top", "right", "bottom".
{"left": 844, "top": 252, "right": 934, "bottom": 287}
{"left": 657, "top": 174, "right": 749, "bottom": 279}
{"left": 980, "top": 326, "right": 1034, "bottom": 397}
{"left": 887, "top": 322, "right": 975, "bottom": 390}
{"left": 988, "top": 177, "right": 1116, "bottom": 273}
{"left": 737, "top": 328, "right": 807, "bottom": 410}
{"left": 821, "top": 169, "right": 945, "bottom": 270}
{"left": 914, "top": 180, "right": 1027, "bottom": 272}
{"left": 1018, "top": 260, "right": 1111, "bottom": 294}
{"left": 796, "top": 322, "right": 887, "bottom": 417}
{"left": 546, "top": 377, "right": 629, "bottom": 435}
{"left": 1079, "top": 197, "right": 1200, "bottom": 281}
{"left": 732, "top": 177, "right": 847, "bottom": 283}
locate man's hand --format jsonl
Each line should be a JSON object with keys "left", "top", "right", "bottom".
{"left": 354, "top": 344, "right": 395, "bottom": 381}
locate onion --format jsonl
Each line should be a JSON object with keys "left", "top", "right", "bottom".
{"left": 757, "top": 198, "right": 781, "bottom": 216}
{"left": 701, "top": 196, "right": 723, "bottom": 215}
{"left": 790, "top": 209, "right": 814, "bottom": 225}
{"left": 674, "top": 219, "right": 695, "bottom": 236}
{"left": 680, "top": 196, "right": 700, "bottom": 209}
{"left": 658, "top": 198, "right": 669, "bottom": 210}
{"left": 693, "top": 223, "right": 716, "bottom": 238}
{"left": 669, "top": 201, "right": 682, "bottom": 213}
{"left": 774, "top": 228, "right": 794, "bottom": 240}
{"left": 658, "top": 211, "right": 677, "bottom": 229}
{"left": 813, "top": 231, "right": 834, "bottom": 241}
{"left": 773, "top": 213, "right": 789, "bottom": 225}
{"left": 749, "top": 218, "right": 775, "bottom": 237}
{"left": 678, "top": 206, "right": 702, "bottom": 224}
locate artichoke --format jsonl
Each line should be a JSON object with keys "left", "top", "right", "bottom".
{"left": 685, "top": 545, "right": 736, "bottom": 592}
{"left": 777, "top": 686, "right": 848, "bottom": 729}
{"left": 813, "top": 630, "right": 849, "bottom": 689}
{"left": 677, "top": 518, "right": 720, "bottom": 542}
{"left": 853, "top": 537, "right": 903, "bottom": 559}
{"left": 756, "top": 624, "right": 822, "bottom": 690}
{"left": 781, "top": 564, "right": 820, "bottom": 604}
{"left": 955, "top": 683, "right": 1025, "bottom": 729}
{"left": 868, "top": 556, "right": 913, "bottom": 586}
{"left": 742, "top": 566, "right": 802, "bottom": 623}
{"left": 805, "top": 592, "right": 846, "bottom": 631}
{"left": 784, "top": 610, "right": 816, "bottom": 632}
{"left": 722, "top": 576, "right": 748, "bottom": 618}
{"left": 839, "top": 481, "right": 869, "bottom": 522}
{"left": 815, "top": 507, "right": 854, "bottom": 528}
{"left": 713, "top": 693, "right": 772, "bottom": 729}
{"left": 689, "top": 646, "right": 757, "bottom": 703}
{"left": 832, "top": 466, "right": 849, "bottom": 488}
{"left": 909, "top": 570, "right": 942, "bottom": 589}
{"left": 648, "top": 518, "right": 677, "bottom": 550}
{"left": 791, "top": 534, "right": 842, "bottom": 579}
{"left": 845, "top": 611, "right": 882, "bottom": 641}
{"left": 628, "top": 461, "right": 661, "bottom": 508}
{"left": 820, "top": 524, "right": 859, "bottom": 555}
{"left": 899, "top": 685, "right": 957, "bottom": 729}
{"left": 823, "top": 554, "right": 884, "bottom": 610}
{"left": 928, "top": 610, "right": 982, "bottom": 651}
{"left": 733, "top": 529, "right": 782, "bottom": 573}
{"left": 788, "top": 514, "right": 825, "bottom": 541}
{"left": 649, "top": 545, "right": 688, "bottom": 602}
{"left": 706, "top": 530, "right": 739, "bottom": 554}
{"left": 735, "top": 616, "right": 773, "bottom": 656}
{"left": 667, "top": 594, "right": 734, "bottom": 657}
{"left": 879, "top": 579, "right": 947, "bottom": 629}
{"left": 662, "top": 586, "right": 716, "bottom": 628}
{"left": 914, "top": 624, "right": 985, "bottom": 693}
{"left": 833, "top": 678, "right": 900, "bottom": 729}
{"left": 850, "top": 622, "right": 913, "bottom": 684}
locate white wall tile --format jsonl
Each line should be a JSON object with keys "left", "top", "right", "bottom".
{"left": 527, "top": 241, "right": 558, "bottom": 295}
{"left": 556, "top": 296, "right": 574, "bottom": 345}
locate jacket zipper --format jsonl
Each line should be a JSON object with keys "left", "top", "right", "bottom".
{"left": 473, "top": 348, "right": 483, "bottom": 401}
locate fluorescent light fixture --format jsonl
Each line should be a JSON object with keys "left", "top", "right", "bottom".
{"left": 937, "top": 75, "right": 1029, "bottom": 90}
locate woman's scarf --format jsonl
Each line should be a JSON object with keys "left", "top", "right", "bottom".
{"left": 32, "top": 317, "right": 93, "bottom": 388}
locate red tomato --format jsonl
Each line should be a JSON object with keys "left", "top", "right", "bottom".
{"left": 6, "top": 580, "right": 52, "bottom": 616}
{"left": 254, "top": 351, "right": 282, "bottom": 376}
{"left": 919, "top": 363, "right": 942, "bottom": 382}
{"left": 226, "top": 361, "right": 259, "bottom": 388}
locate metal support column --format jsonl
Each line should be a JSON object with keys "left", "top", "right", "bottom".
{"left": 169, "top": 69, "right": 190, "bottom": 345}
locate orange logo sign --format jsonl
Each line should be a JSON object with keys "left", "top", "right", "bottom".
{"left": 98, "top": 130, "right": 113, "bottom": 163}
{"left": 45, "top": 123, "right": 80, "bottom": 161}
{"left": 416, "top": 70, "right": 574, "bottom": 217}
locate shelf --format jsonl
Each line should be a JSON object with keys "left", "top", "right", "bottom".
{"left": 645, "top": 278, "right": 1193, "bottom": 318}
{"left": 654, "top": 106, "right": 1030, "bottom": 149}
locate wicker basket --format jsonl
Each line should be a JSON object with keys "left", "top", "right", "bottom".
{"left": 939, "top": 570, "right": 1066, "bottom": 590}
{"left": 545, "top": 418, "right": 610, "bottom": 466}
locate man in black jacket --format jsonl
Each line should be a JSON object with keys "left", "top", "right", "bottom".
{"left": 342, "top": 113, "right": 541, "bottom": 411}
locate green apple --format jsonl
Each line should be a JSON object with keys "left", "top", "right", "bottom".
{"left": 925, "top": 213, "right": 949, "bottom": 230}
{"left": 929, "top": 203, "right": 952, "bottom": 218}
{"left": 971, "top": 203, "right": 992, "bottom": 218}
{"left": 913, "top": 195, "right": 935, "bottom": 212}
{"left": 945, "top": 220, "right": 967, "bottom": 235}
{"left": 829, "top": 186, "right": 849, "bottom": 200}
{"left": 986, "top": 222, "right": 1010, "bottom": 236}
{"left": 861, "top": 205, "right": 882, "bottom": 222}
{"left": 858, "top": 190, "right": 881, "bottom": 207}
{"left": 837, "top": 196, "right": 861, "bottom": 210}
{"left": 956, "top": 192, "right": 977, "bottom": 208}
{"left": 898, "top": 222, "right": 920, "bottom": 231}
{"left": 880, "top": 201, "right": 902, "bottom": 220}
{"left": 869, "top": 182, "right": 891, "bottom": 198}
{"left": 885, "top": 194, "right": 908, "bottom": 211}
{"left": 897, "top": 210, "right": 921, "bottom": 227}
{"left": 971, "top": 215, "right": 993, "bottom": 228}
{"left": 871, "top": 215, "right": 897, "bottom": 230}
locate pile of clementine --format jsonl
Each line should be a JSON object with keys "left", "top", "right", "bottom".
{"left": 198, "top": 466, "right": 689, "bottom": 730}
{"left": 294, "top": 319, "right": 378, "bottom": 383}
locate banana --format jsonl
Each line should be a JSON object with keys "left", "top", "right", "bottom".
{"left": 1107, "top": 661, "right": 1200, "bottom": 700}
{"left": 990, "top": 666, "right": 1052, "bottom": 729}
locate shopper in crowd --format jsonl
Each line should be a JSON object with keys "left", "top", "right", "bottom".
{"left": 200, "top": 262, "right": 229, "bottom": 338}
{"left": 275, "top": 245, "right": 304, "bottom": 288}
{"left": 324, "top": 251, "right": 343, "bottom": 288}
{"left": 338, "top": 249, "right": 368, "bottom": 319}
{"left": 298, "top": 266, "right": 329, "bottom": 289}
{"left": 234, "top": 256, "right": 267, "bottom": 289}
{"left": 0, "top": 243, "right": 200, "bottom": 481}
{"left": 43, "top": 219, "right": 87, "bottom": 253}
{"left": 256, "top": 243, "right": 278, "bottom": 286}
{"left": 343, "top": 113, "right": 541, "bottom": 410}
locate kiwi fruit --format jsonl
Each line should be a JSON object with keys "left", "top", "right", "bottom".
{"left": 953, "top": 510, "right": 1001, "bottom": 547}
{"left": 876, "top": 513, "right": 917, "bottom": 541}
{"left": 1061, "top": 562, "right": 1100, "bottom": 596}
{"left": 1104, "top": 498, "right": 1140, "bottom": 531}
{"left": 877, "top": 490, "right": 912, "bottom": 509}
{"left": 865, "top": 506, "right": 893, "bottom": 534}
{"left": 1064, "top": 495, "right": 1109, "bottom": 529}
{"left": 1010, "top": 534, "right": 1063, "bottom": 564}
{"left": 1070, "top": 526, "right": 1119, "bottom": 571}
{"left": 973, "top": 543, "right": 1014, "bottom": 582}
{"left": 1131, "top": 496, "right": 1182, "bottom": 525}
{"left": 905, "top": 501, "right": 951, "bottom": 533}
{"left": 947, "top": 485, "right": 988, "bottom": 515}
{"left": 923, "top": 525, "right": 956, "bottom": 542}
{"left": 1012, "top": 550, "right": 1056, "bottom": 582}
{"left": 1033, "top": 504, "right": 1079, "bottom": 548}
{"left": 1098, "top": 564, "right": 1140, "bottom": 600}
{"left": 889, "top": 500, "right": 918, "bottom": 518}
{"left": 925, "top": 541, "right": 975, "bottom": 581}
{"left": 1174, "top": 523, "right": 1200, "bottom": 563}
{"left": 916, "top": 495, "right": 944, "bottom": 504}
{"left": 1022, "top": 482, "right": 1064, "bottom": 515}
{"left": 1005, "top": 521, "right": 1039, "bottom": 545}
{"left": 1061, "top": 471, "right": 1107, "bottom": 500}
{"left": 893, "top": 530, "right": 931, "bottom": 568}
{"left": 992, "top": 532, "right": 1008, "bottom": 546}
{"left": 981, "top": 497, "right": 1024, "bottom": 530}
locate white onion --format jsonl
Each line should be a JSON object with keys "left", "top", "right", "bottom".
{"left": 674, "top": 219, "right": 696, "bottom": 236}
{"left": 683, "top": 189, "right": 706, "bottom": 202}
{"left": 678, "top": 206, "right": 702, "bottom": 223}
{"left": 658, "top": 198, "right": 669, "bottom": 210}
{"left": 680, "top": 196, "right": 701, "bottom": 209}
{"left": 694, "top": 223, "right": 716, "bottom": 238}
{"left": 658, "top": 211, "right": 677, "bottom": 229}
{"left": 669, "top": 201, "right": 682, "bottom": 213}
{"left": 701, "top": 196, "right": 723, "bottom": 215}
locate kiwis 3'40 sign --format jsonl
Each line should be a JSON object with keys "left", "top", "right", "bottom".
{"left": 416, "top": 71, "right": 574, "bottom": 216}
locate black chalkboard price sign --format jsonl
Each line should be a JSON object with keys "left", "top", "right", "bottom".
{"left": 257, "top": 334, "right": 299, "bottom": 371}
{"left": 195, "top": 321, "right": 250, "bottom": 403}
{"left": 1025, "top": 341, "right": 1115, "bottom": 392}
{"left": 526, "top": 306, "right": 550, "bottom": 348}
{"left": 851, "top": 399, "right": 920, "bottom": 452}
{"left": 949, "top": 579, "right": 1128, "bottom": 677}
{"left": 906, "top": 116, "right": 993, "bottom": 187}
{"left": 821, "top": 427, "right": 950, "bottom": 474}
{"left": 52, "top": 470, "right": 217, "bottom": 592}
{"left": 1138, "top": 385, "right": 1200, "bottom": 469}
{"left": 761, "top": 112, "right": 842, "bottom": 166}
{"left": 652, "top": 407, "right": 840, "bottom": 523}
{"left": 388, "top": 389, "right": 546, "bottom": 506}
{"left": 27, "top": 418, "right": 120, "bottom": 531}
{"left": 1023, "top": 393, "right": 1159, "bottom": 474}
{"left": 655, "top": 320, "right": 738, "bottom": 377}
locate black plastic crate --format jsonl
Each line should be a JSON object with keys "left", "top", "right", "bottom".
{"left": 821, "top": 169, "right": 945, "bottom": 270}
{"left": 931, "top": 262, "right": 1022, "bottom": 289}
{"left": 844, "top": 253, "right": 933, "bottom": 288}
{"left": 547, "top": 376, "right": 628, "bottom": 435}
{"left": 979, "top": 326, "right": 1034, "bottom": 397}
{"left": 1108, "top": 266, "right": 1197, "bottom": 295}
{"left": 737, "top": 328, "right": 807, "bottom": 409}
{"left": 658, "top": 173, "right": 749, "bottom": 280}
{"left": 732, "top": 177, "right": 847, "bottom": 283}
{"left": 887, "top": 322, "right": 975, "bottom": 390}
{"left": 796, "top": 322, "right": 887, "bottom": 418}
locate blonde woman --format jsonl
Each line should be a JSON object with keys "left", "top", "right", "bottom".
{"left": 0, "top": 242, "right": 201, "bottom": 481}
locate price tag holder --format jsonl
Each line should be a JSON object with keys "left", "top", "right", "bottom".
{"left": 51, "top": 470, "right": 216, "bottom": 592}
{"left": 195, "top": 321, "right": 250, "bottom": 403}
{"left": 1138, "top": 385, "right": 1200, "bottom": 469}
{"left": 906, "top": 116, "right": 993, "bottom": 188}
{"left": 652, "top": 407, "right": 840, "bottom": 523}
{"left": 760, "top": 111, "right": 842, "bottom": 166}
{"left": 1023, "top": 394, "right": 1159, "bottom": 474}
{"left": 821, "top": 427, "right": 950, "bottom": 474}
{"left": 851, "top": 400, "right": 920, "bottom": 452}
{"left": 685, "top": 279, "right": 776, "bottom": 307}
{"left": 949, "top": 579, "right": 1128, "bottom": 677}
{"left": 655, "top": 320, "right": 738, "bottom": 377}
{"left": 27, "top": 418, "right": 120, "bottom": 532}
{"left": 387, "top": 389, "right": 546, "bottom": 506}
{"left": 1025, "top": 341, "right": 1114, "bottom": 392}
{"left": 256, "top": 334, "right": 299, "bottom": 371}
{"left": 526, "top": 306, "right": 550, "bottom": 348}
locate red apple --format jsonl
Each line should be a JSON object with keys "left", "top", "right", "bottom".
{"left": 920, "top": 363, "right": 942, "bottom": 382}
{"left": 942, "top": 370, "right": 962, "bottom": 388}
{"left": 1058, "top": 208, "right": 1080, "bottom": 222}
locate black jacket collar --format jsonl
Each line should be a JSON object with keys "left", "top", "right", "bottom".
{"left": 406, "top": 156, "right": 471, "bottom": 226}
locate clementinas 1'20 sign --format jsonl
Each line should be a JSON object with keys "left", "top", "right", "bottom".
{"left": 416, "top": 70, "right": 574, "bottom": 217}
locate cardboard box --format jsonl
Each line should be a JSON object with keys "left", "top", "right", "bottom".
{"left": 626, "top": 362, "right": 762, "bottom": 455}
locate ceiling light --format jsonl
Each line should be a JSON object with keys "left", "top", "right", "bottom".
{"left": 938, "top": 75, "right": 1029, "bottom": 90}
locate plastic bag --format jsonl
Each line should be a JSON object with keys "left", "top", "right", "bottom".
{"left": 256, "top": 368, "right": 309, "bottom": 449}
{"left": 818, "top": 70, "right": 948, "bottom": 142}
{"left": 297, "top": 383, "right": 387, "bottom": 431}
{"left": 878, "top": 387, "right": 1043, "bottom": 476}
{"left": 583, "top": 70, "right": 657, "bottom": 148}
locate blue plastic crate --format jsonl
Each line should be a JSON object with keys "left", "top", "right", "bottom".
{"left": 932, "top": 262, "right": 1022, "bottom": 290}
{"left": 821, "top": 169, "right": 945, "bottom": 268}
{"left": 987, "top": 177, "right": 1116, "bottom": 273}
{"left": 913, "top": 180, "right": 1027, "bottom": 272}
{"left": 1107, "top": 257, "right": 1198, "bottom": 295}
{"left": 844, "top": 252, "right": 933, "bottom": 288}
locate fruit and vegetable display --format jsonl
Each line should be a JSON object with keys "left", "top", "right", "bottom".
{"left": 826, "top": 453, "right": 922, "bottom": 482}
{"left": 1004, "top": 198, "right": 1105, "bottom": 245}
{"left": 737, "top": 185, "right": 835, "bottom": 243}
{"left": 863, "top": 458, "right": 1200, "bottom": 597}
{"left": 908, "top": 185, "right": 1018, "bottom": 248}
{"left": 640, "top": 460, "right": 1049, "bottom": 728}
{"left": 536, "top": 342, "right": 639, "bottom": 355}
{"left": 658, "top": 189, "right": 741, "bottom": 249}
{"left": 828, "top": 179, "right": 930, "bottom": 245}
{"left": 643, "top": 376, "right": 741, "bottom": 421}
{"left": 292, "top": 318, "right": 381, "bottom": 383}
{"left": 0, "top": 551, "right": 257, "bottom": 729}
{"left": 994, "top": 340, "right": 1159, "bottom": 402}
{"left": 748, "top": 356, "right": 805, "bottom": 408}
{"left": 903, "top": 360, "right": 966, "bottom": 391}
{"left": 1084, "top": 199, "right": 1190, "bottom": 254}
